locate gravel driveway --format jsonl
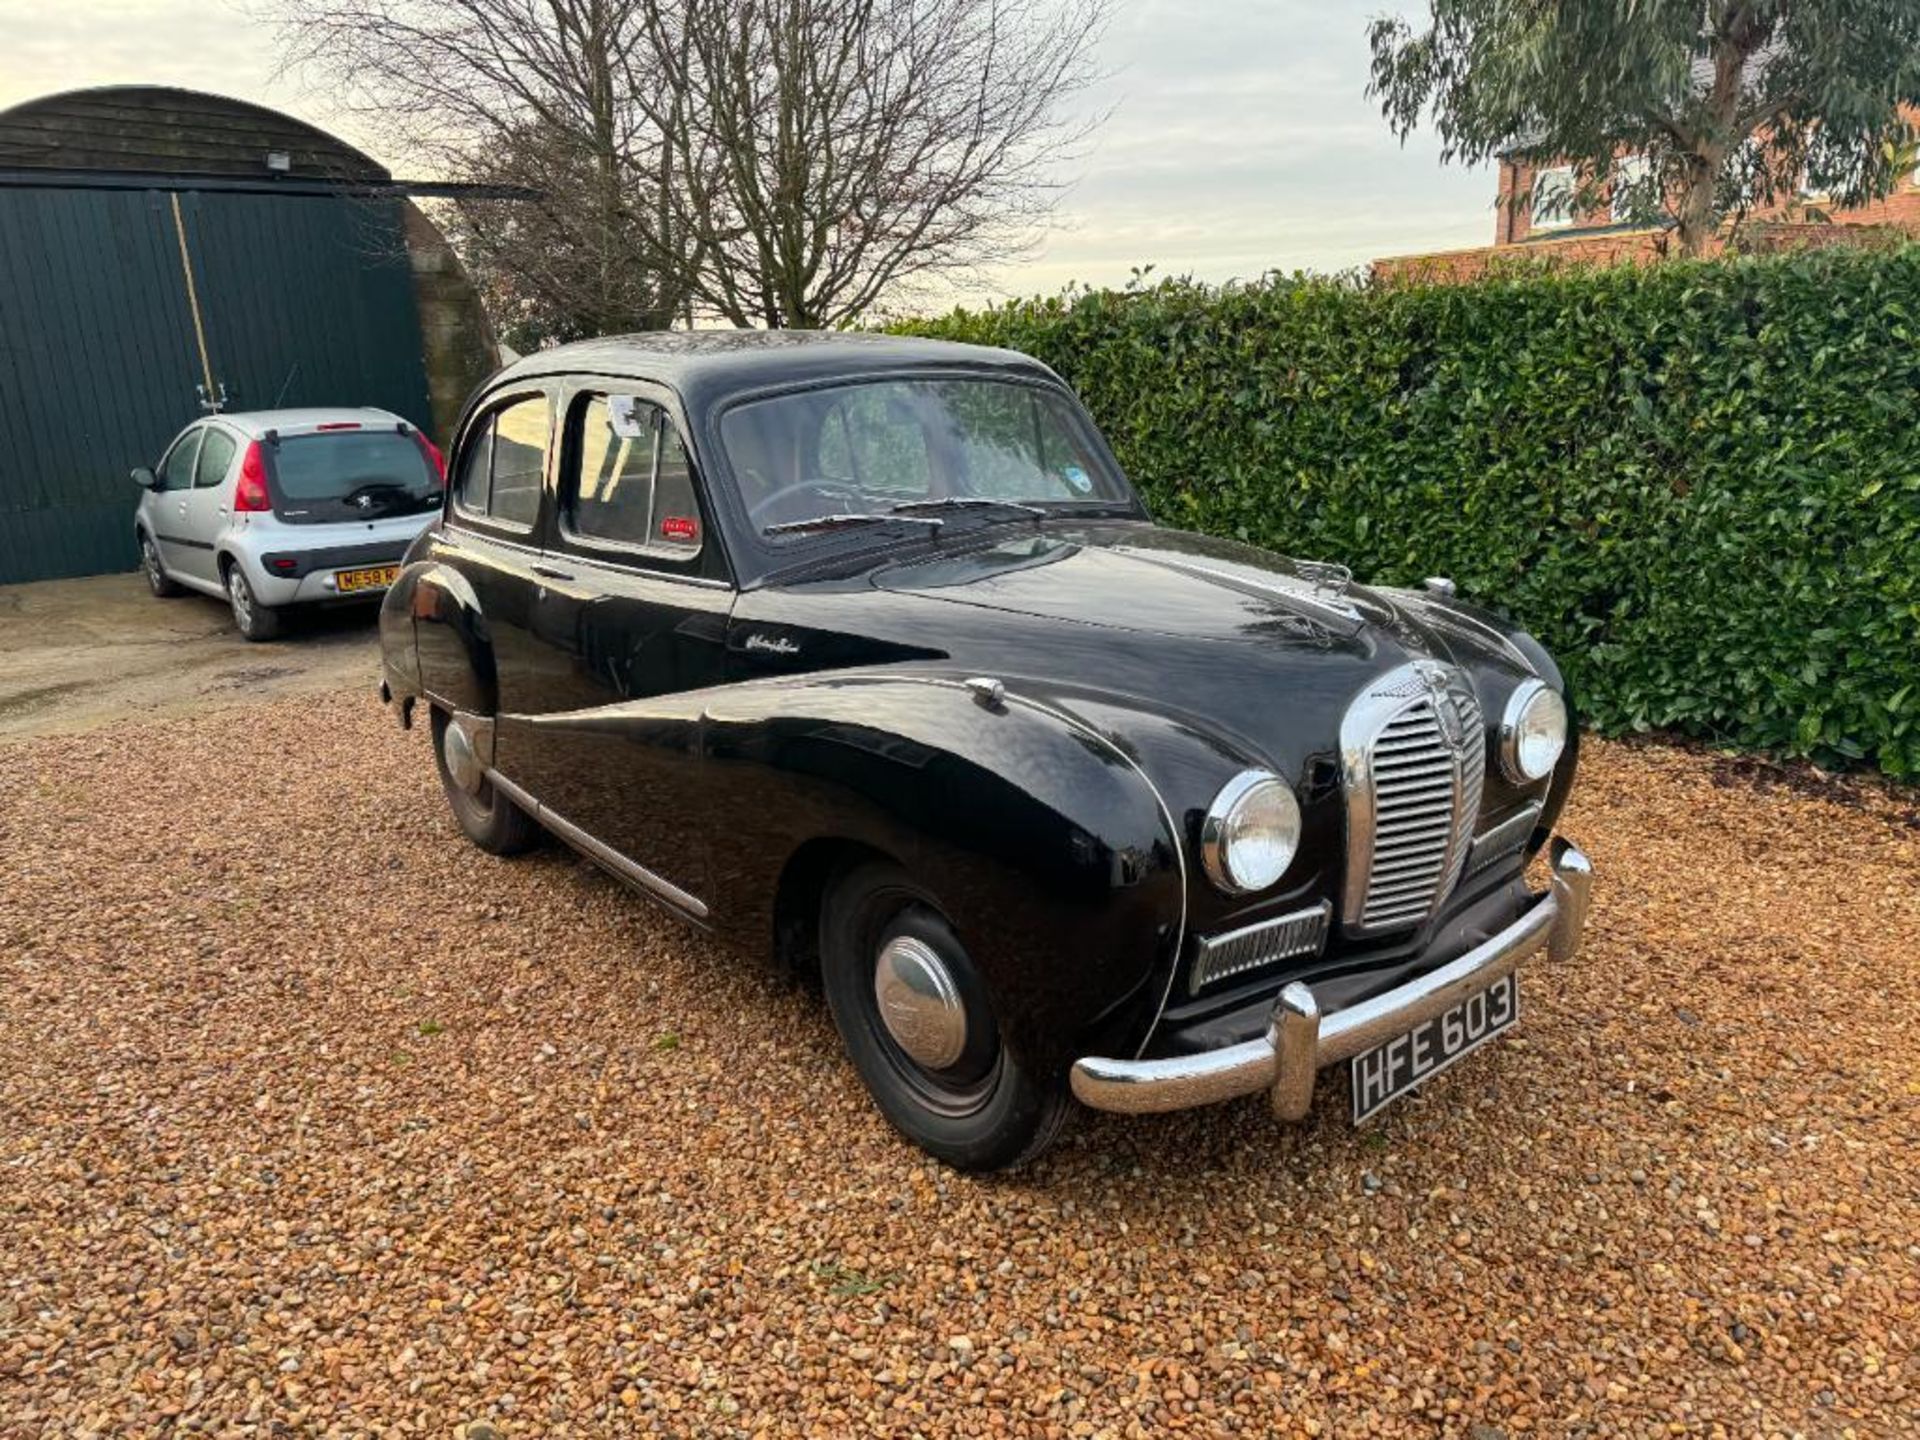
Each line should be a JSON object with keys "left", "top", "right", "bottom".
{"left": 1, "top": 694, "right": 1914, "bottom": 1437}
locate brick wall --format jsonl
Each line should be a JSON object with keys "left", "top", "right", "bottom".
{"left": 1376, "top": 153, "right": 1920, "bottom": 284}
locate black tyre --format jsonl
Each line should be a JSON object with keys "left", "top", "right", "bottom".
{"left": 225, "top": 563, "right": 283, "bottom": 641}
{"left": 820, "top": 861, "right": 1071, "bottom": 1171}
{"left": 139, "top": 531, "right": 183, "bottom": 597}
{"left": 430, "top": 708, "right": 541, "bottom": 855}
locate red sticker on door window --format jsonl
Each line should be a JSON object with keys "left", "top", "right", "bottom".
{"left": 660, "top": 515, "right": 699, "bottom": 542}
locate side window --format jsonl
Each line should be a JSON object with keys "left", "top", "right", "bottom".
{"left": 653, "top": 424, "right": 700, "bottom": 547}
{"left": 453, "top": 394, "right": 549, "bottom": 529}
{"left": 572, "top": 396, "right": 661, "bottom": 548}
{"left": 490, "top": 398, "right": 549, "bottom": 528}
{"left": 194, "top": 427, "right": 238, "bottom": 489}
{"left": 563, "top": 394, "right": 704, "bottom": 559}
{"left": 455, "top": 417, "right": 495, "bottom": 515}
{"left": 156, "top": 429, "right": 202, "bottom": 490}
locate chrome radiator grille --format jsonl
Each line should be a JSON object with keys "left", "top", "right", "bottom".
{"left": 1341, "top": 664, "right": 1485, "bottom": 935}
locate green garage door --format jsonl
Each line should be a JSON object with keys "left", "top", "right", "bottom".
{"left": 0, "top": 185, "right": 432, "bottom": 584}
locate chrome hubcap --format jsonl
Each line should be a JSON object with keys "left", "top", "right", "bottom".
{"left": 441, "top": 715, "right": 485, "bottom": 794}
{"left": 229, "top": 575, "right": 250, "bottom": 624}
{"left": 874, "top": 935, "right": 968, "bottom": 1070}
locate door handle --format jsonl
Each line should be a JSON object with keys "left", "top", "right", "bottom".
{"left": 531, "top": 564, "right": 574, "bottom": 581}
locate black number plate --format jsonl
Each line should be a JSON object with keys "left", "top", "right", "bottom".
{"left": 1349, "top": 971, "right": 1518, "bottom": 1123}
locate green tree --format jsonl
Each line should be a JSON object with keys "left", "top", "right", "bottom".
{"left": 1368, "top": 1, "right": 1920, "bottom": 254}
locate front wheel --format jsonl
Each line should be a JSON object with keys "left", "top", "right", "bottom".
{"left": 430, "top": 708, "right": 540, "bottom": 855}
{"left": 226, "top": 564, "right": 282, "bottom": 641}
{"left": 820, "top": 861, "right": 1071, "bottom": 1171}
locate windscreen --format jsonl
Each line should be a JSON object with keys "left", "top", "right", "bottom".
{"left": 719, "top": 378, "right": 1131, "bottom": 539}
{"left": 270, "top": 430, "right": 442, "bottom": 524}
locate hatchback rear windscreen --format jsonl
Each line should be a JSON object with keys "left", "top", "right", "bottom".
{"left": 270, "top": 430, "right": 442, "bottom": 524}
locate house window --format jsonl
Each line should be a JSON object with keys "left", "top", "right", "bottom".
{"left": 1532, "top": 165, "right": 1575, "bottom": 230}
{"left": 1613, "top": 155, "right": 1652, "bottom": 223}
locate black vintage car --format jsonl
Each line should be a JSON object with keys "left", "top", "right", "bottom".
{"left": 378, "top": 331, "right": 1592, "bottom": 1170}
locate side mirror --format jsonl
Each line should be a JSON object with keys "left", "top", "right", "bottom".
{"left": 131, "top": 466, "right": 158, "bottom": 490}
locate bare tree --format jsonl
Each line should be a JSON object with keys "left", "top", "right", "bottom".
{"left": 273, "top": 0, "right": 696, "bottom": 342}
{"left": 273, "top": 0, "right": 1105, "bottom": 333}
{"left": 632, "top": 0, "right": 1106, "bottom": 328}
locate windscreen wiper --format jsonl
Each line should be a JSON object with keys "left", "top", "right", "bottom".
{"left": 890, "top": 497, "right": 1045, "bottom": 520}
{"left": 762, "top": 512, "right": 945, "bottom": 537}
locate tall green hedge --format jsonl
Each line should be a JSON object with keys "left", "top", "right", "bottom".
{"left": 897, "top": 249, "right": 1920, "bottom": 777}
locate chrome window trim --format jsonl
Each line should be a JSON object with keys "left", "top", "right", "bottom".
{"left": 1498, "top": 678, "right": 1563, "bottom": 784}
{"left": 1199, "top": 768, "right": 1297, "bottom": 895}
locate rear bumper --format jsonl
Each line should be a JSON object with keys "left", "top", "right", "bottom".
{"left": 1070, "top": 838, "right": 1593, "bottom": 1117}
{"left": 224, "top": 521, "right": 429, "bottom": 604}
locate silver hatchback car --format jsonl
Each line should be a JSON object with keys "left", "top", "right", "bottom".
{"left": 132, "top": 408, "right": 445, "bottom": 640}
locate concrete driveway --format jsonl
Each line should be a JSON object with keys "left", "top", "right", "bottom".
{"left": 0, "top": 572, "right": 382, "bottom": 743}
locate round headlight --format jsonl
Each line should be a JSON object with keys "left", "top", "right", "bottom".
{"left": 1500, "top": 680, "right": 1568, "bottom": 783}
{"left": 1201, "top": 770, "right": 1302, "bottom": 895}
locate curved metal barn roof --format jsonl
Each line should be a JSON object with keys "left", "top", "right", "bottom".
{"left": 0, "top": 85, "right": 390, "bottom": 184}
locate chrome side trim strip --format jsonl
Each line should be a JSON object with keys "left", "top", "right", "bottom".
{"left": 1070, "top": 839, "right": 1591, "bottom": 1116}
{"left": 486, "top": 769, "right": 711, "bottom": 920}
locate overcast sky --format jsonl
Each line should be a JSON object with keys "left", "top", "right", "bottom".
{"left": 0, "top": 0, "right": 1497, "bottom": 310}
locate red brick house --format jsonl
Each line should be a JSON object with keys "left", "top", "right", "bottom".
{"left": 1375, "top": 113, "right": 1920, "bottom": 282}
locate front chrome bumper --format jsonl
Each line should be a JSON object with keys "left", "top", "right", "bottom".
{"left": 1071, "top": 838, "right": 1593, "bottom": 1118}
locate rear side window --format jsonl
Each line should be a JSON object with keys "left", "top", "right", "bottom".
{"left": 562, "top": 394, "right": 703, "bottom": 559}
{"left": 455, "top": 395, "right": 550, "bottom": 530}
{"left": 193, "top": 428, "right": 238, "bottom": 489}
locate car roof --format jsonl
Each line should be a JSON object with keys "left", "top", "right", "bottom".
{"left": 200, "top": 407, "right": 413, "bottom": 439}
{"left": 486, "top": 330, "right": 1060, "bottom": 412}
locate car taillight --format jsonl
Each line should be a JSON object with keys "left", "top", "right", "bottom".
{"left": 235, "top": 442, "right": 272, "bottom": 512}
{"left": 414, "top": 432, "right": 446, "bottom": 480}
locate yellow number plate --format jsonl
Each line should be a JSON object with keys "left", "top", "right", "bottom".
{"left": 335, "top": 565, "right": 401, "bottom": 593}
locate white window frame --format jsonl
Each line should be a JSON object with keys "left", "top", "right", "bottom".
{"left": 1612, "top": 155, "right": 1653, "bottom": 223}
{"left": 1531, "top": 165, "right": 1576, "bottom": 231}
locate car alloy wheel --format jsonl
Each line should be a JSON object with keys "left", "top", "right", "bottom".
{"left": 140, "top": 534, "right": 179, "bottom": 597}
{"left": 226, "top": 566, "right": 281, "bottom": 641}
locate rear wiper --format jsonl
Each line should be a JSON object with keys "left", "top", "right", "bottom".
{"left": 890, "top": 497, "right": 1045, "bottom": 520}
{"left": 762, "top": 512, "right": 944, "bottom": 537}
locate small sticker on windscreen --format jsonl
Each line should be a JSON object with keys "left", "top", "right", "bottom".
{"left": 1063, "top": 464, "right": 1093, "bottom": 494}
{"left": 661, "top": 515, "right": 699, "bottom": 542}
